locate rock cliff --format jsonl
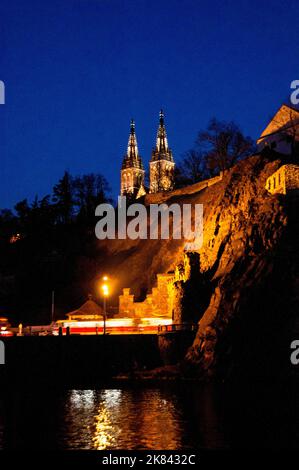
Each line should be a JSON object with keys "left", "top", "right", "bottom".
{"left": 98, "top": 153, "right": 299, "bottom": 380}
{"left": 184, "top": 154, "right": 299, "bottom": 380}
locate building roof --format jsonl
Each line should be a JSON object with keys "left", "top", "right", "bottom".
{"left": 257, "top": 104, "right": 299, "bottom": 143}
{"left": 66, "top": 297, "right": 103, "bottom": 319}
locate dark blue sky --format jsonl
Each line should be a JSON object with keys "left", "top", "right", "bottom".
{"left": 0, "top": 0, "right": 298, "bottom": 209}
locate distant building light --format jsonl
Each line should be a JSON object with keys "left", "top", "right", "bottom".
{"left": 9, "top": 233, "right": 21, "bottom": 244}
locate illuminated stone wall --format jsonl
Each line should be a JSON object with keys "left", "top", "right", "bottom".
{"left": 266, "top": 164, "right": 299, "bottom": 195}
{"left": 119, "top": 288, "right": 136, "bottom": 316}
{"left": 119, "top": 273, "right": 173, "bottom": 318}
{"left": 145, "top": 172, "right": 223, "bottom": 204}
{"left": 118, "top": 253, "right": 202, "bottom": 322}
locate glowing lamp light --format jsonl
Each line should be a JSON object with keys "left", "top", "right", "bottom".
{"left": 100, "top": 275, "right": 110, "bottom": 336}
{"left": 101, "top": 276, "right": 110, "bottom": 297}
{"left": 102, "top": 284, "right": 109, "bottom": 297}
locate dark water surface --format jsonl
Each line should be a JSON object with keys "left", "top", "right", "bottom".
{"left": 0, "top": 382, "right": 298, "bottom": 450}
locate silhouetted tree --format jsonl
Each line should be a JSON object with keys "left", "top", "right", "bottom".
{"left": 0, "top": 209, "right": 17, "bottom": 240}
{"left": 52, "top": 171, "right": 74, "bottom": 224}
{"left": 14, "top": 199, "right": 31, "bottom": 230}
{"left": 74, "top": 173, "right": 111, "bottom": 225}
{"left": 31, "top": 195, "right": 56, "bottom": 231}
{"left": 176, "top": 149, "right": 203, "bottom": 185}
{"left": 174, "top": 166, "right": 191, "bottom": 189}
{"left": 196, "top": 118, "right": 256, "bottom": 176}
{"left": 0, "top": 169, "right": 113, "bottom": 324}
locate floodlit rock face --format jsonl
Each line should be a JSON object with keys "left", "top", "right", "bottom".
{"left": 98, "top": 154, "right": 299, "bottom": 380}
{"left": 185, "top": 155, "right": 299, "bottom": 380}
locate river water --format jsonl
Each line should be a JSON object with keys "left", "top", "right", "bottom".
{"left": 0, "top": 382, "right": 298, "bottom": 449}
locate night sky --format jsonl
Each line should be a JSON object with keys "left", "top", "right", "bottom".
{"left": 0, "top": 0, "right": 298, "bottom": 209}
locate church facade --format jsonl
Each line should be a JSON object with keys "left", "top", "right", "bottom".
{"left": 120, "top": 110, "right": 175, "bottom": 199}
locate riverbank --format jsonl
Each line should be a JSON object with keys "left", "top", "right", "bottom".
{"left": 1, "top": 334, "right": 298, "bottom": 388}
{"left": 0, "top": 335, "right": 162, "bottom": 387}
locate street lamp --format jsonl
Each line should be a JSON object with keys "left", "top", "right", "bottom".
{"left": 101, "top": 276, "right": 109, "bottom": 335}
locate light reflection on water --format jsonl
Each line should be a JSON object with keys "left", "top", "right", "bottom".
{"left": 1, "top": 383, "right": 298, "bottom": 449}
{"left": 61, "top": 389, "right": 188, "bottom": 450}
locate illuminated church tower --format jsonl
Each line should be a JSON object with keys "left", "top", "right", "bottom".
{"left": 149, "top": 110, "right": 175, "bottom": 193}
{"left": 121, "top": 119, "right": 145, "bottom": 199}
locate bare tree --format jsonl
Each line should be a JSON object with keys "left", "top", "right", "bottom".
{"left": 196, "top": 118, "right": 256, "bottom": 176}
{"left": 177, "top": 149, "right": 203, "bottom": 184}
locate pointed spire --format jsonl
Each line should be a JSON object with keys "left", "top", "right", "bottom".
{"left": 156, "top": 109, "right": 168, "bottom": 153}
{"left": 122, "top": 119, "right": 144, "bottom": 170}
{"left": 149, "top": 109, "right": 175, "bottom": 193}
{"left": 127, "top": 118, "right": 138, "bottom": 159}
{"left": 130, "top": 118, "right": 135, "bottom": 134}
{"left": 151, "top": 109, "right": 173, "bottom": 162}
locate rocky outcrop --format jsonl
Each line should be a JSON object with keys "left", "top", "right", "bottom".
{"left": 98, "top": 153, "right": 299, "bottom": 380}
{"left": 185, "top": 155, "right": 299, "bottom": 380}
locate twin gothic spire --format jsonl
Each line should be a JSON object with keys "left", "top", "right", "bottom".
{"left": 121, "top": 110, "right": 175, "bottom": 197}
{"left": 122, "top": 110, "right": 173, "bottom": 169}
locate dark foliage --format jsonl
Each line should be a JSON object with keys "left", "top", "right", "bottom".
{"left": 176, "top": 118, "right": 256, "bottom": 186}
{"left": 0, "top": 172, "right": 112, "bottom": 325}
